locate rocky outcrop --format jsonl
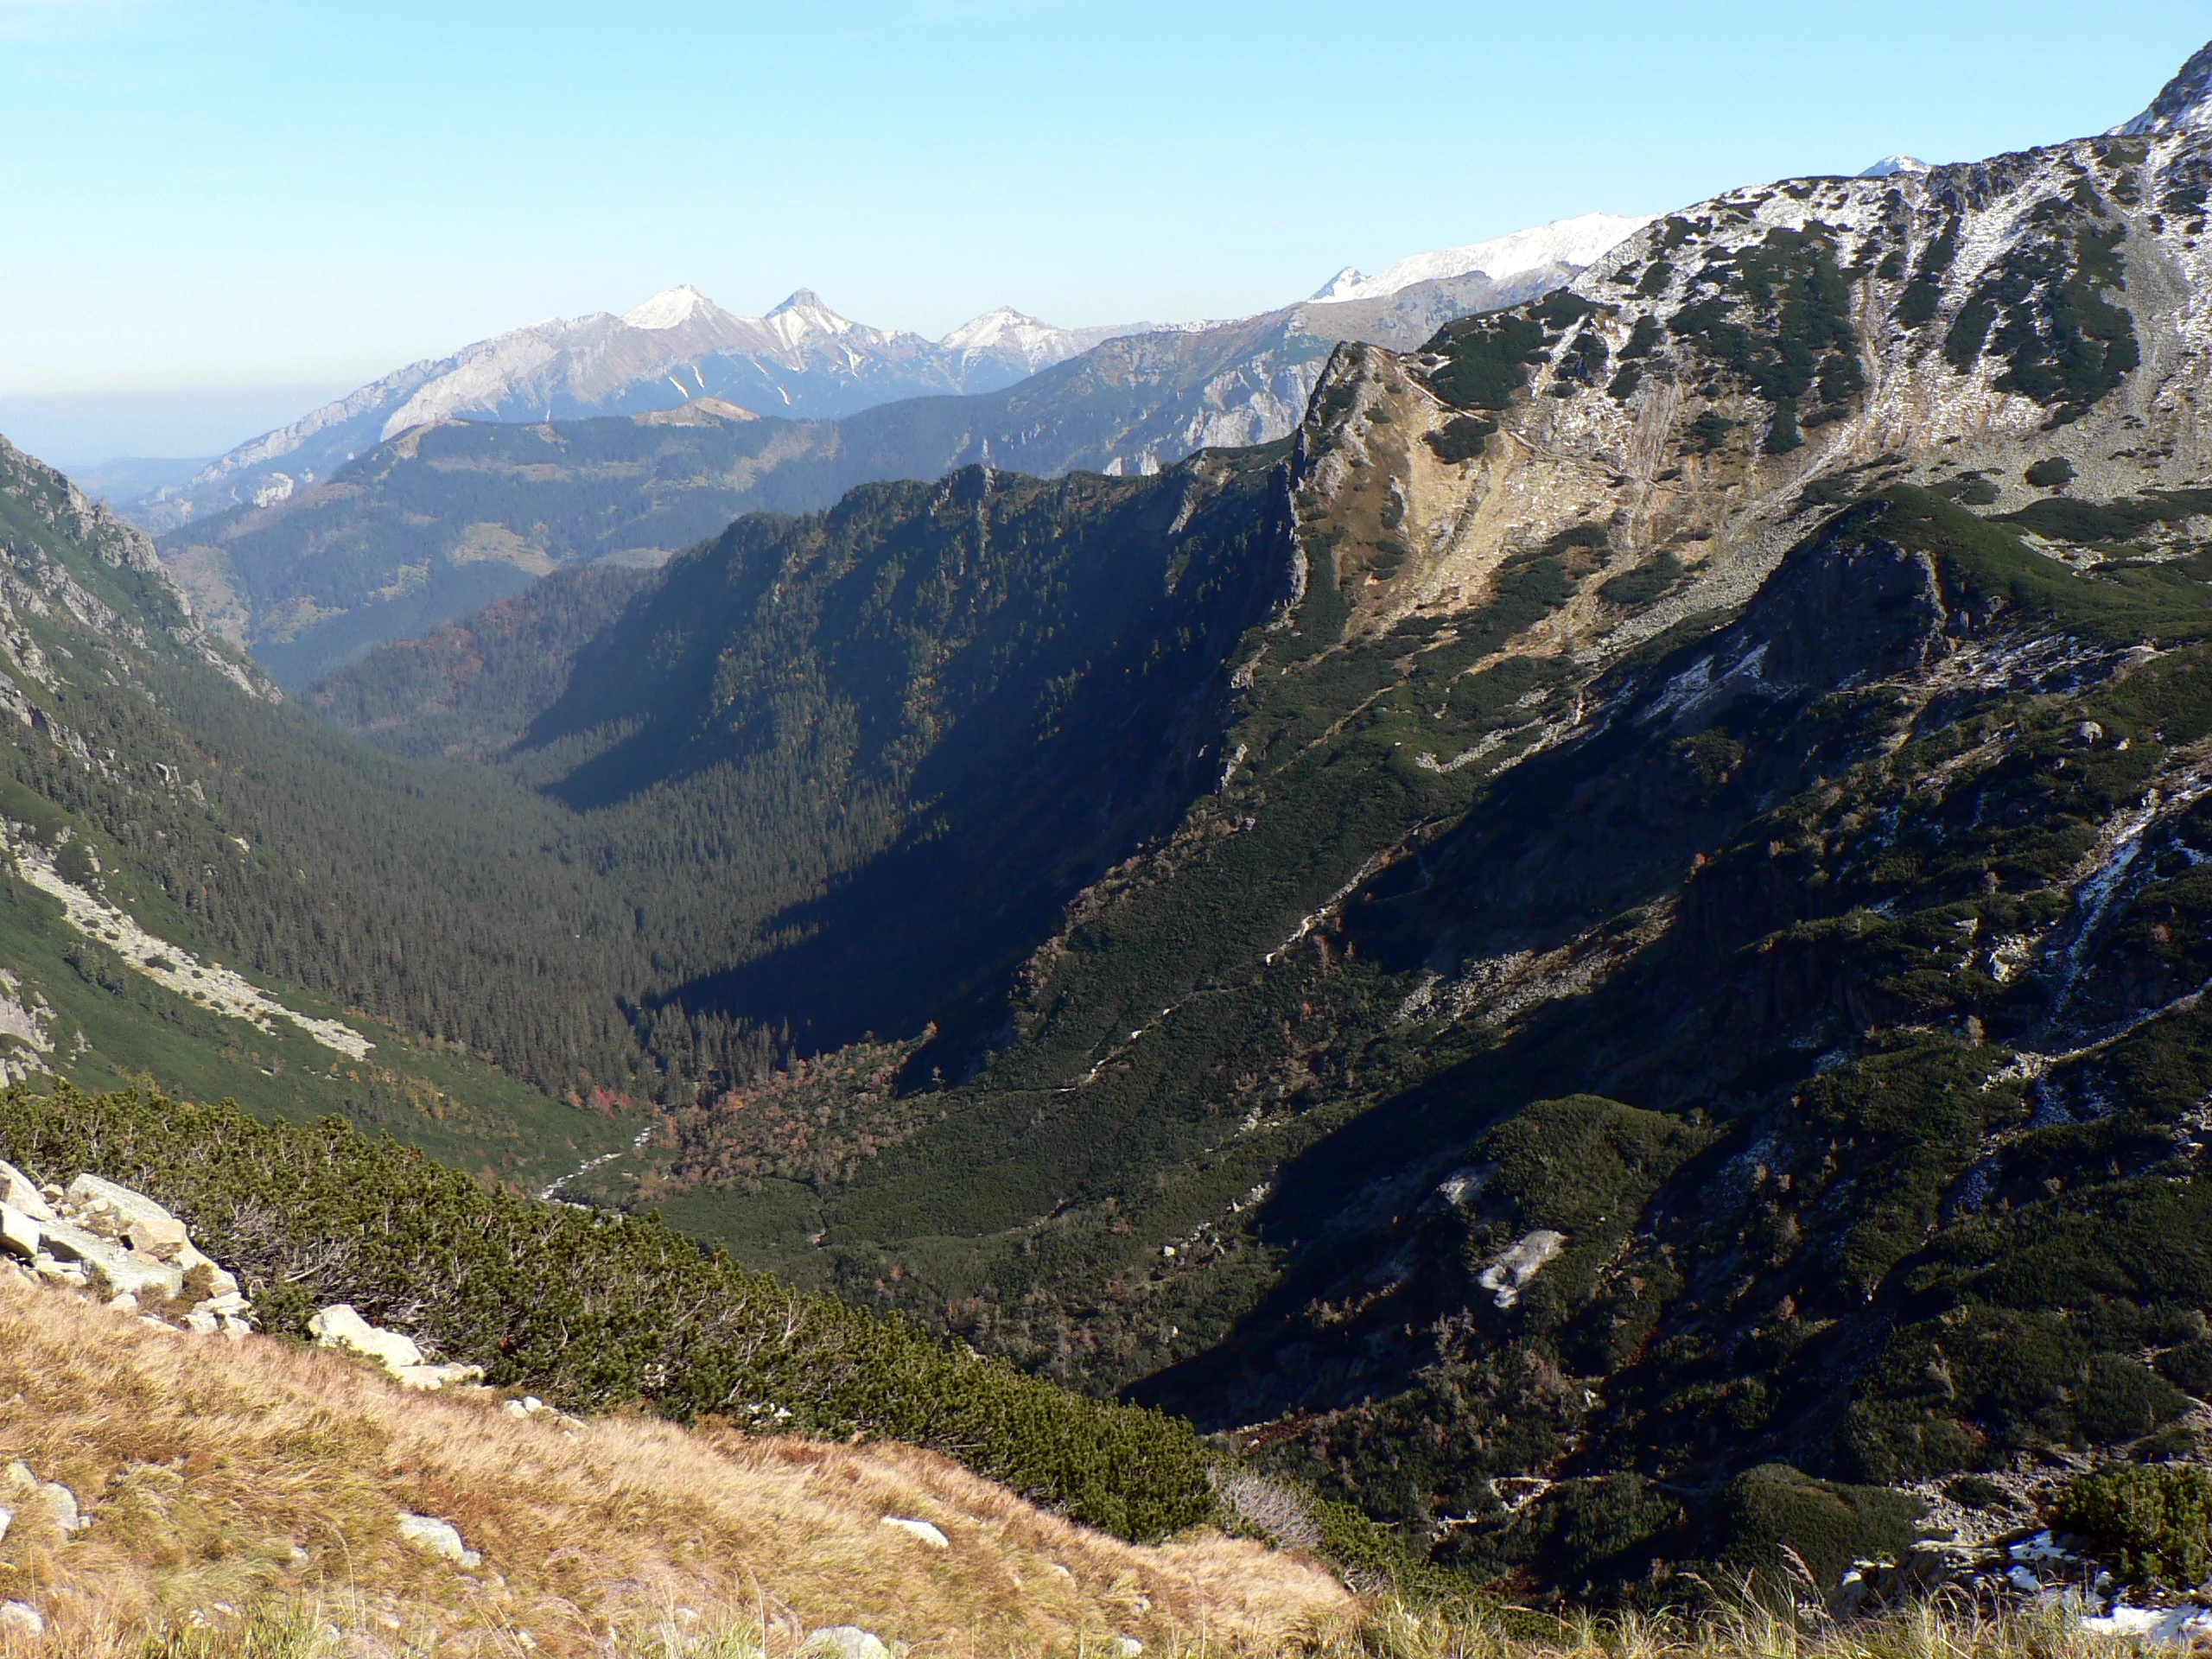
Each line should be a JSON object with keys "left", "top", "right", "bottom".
{"left": 1, "top": 1160, "right": 493, "bottom": 1395}
{"left": 0, "top": 1161, "right": 247, "bottom": 1333}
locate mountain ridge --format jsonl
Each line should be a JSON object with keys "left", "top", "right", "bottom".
{"left": 127, "top": 286, "right": 1163, "bottom": 535}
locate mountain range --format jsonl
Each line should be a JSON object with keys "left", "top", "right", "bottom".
{"left": 121, "top": 213, "right": 1655, "bottom": 540}
{"left": 5, "top": 34, "right": 2212, "bottom": 1616}
{"left": 145, "top": 242, "right": 1646, "bottom": 686}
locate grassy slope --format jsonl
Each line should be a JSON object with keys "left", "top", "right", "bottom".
{"left": 0, "top": 1269, "right": 1344, "bottom": 1656}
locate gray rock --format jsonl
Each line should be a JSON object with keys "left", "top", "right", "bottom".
{"left": 36, "top": 1219, "right": 183, "bottom": 1300}
{"left": 0, "top": 1160, "right": 51, "bottom": 1223}
{"left": 66, "top": 1174, "right": 189, "bottom": 1258}
{"left": 391, "top": 1362, "right": 485, "bottom": 1391}
{"left": 800, "top": 1629, "right": 891, "bottom": 1659}
{"left": 0, "top": 1203, "right": 40, "bottom": 1262}
{"left": 311, "top": 1304, "right": 423, "bottom": 1371}
{"left": 37, "top": 1481, "right": 83, "bottom": 1533}
{"left": 0, "top": 1600, "right": 41, "bottom": 1639}
{"left": 396, "top": 1511, "right": 480, "bottom": 1568}
{"left": 880, "top": 1516, "right": 949, "bottom": 1548}
{"left": 0, "top": 1505, "right": 10, "bottom": 1544}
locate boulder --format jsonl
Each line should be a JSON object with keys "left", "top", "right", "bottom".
{"left": 66, "top": 1174, "right": 190, "bottom": 1258}
{"left": 0, "top": 1505, "right": 10, "bottom": 1544}
{"left": 396, "top": 1511, "right": 479, "bottom": 1568}
{"left": 0, "top": 1204, "right": 40, "bottom": 1262}
{"left": 799, "top": 1629, "right": 891, "bottom": 1659}
{"left": 309, "top": 1305, "right": 423, "bottom": 1371}
{"left": 0, "top": 1160, "right": 51, "bottom": 1223}
{"left": 392, "top": 1363, "right": 485, "bottom": 1391}
{"left": 0, "top": 1600, "right": 41, "bottom": 1639}
{"left": 36, "top": 1481, "right": 82, "bottom": 1533}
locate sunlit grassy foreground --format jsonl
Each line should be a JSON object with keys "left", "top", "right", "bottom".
{"left": 0, "top": 1271, "right": 2151, "bottom": 1658}
{"left": 3, "top": 1594, "right": 2152, "bottom": 1657}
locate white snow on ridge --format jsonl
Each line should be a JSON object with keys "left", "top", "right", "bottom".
{"left": 622, "top": 283, "right": 714, "bottom": 329}
{"left": 762, "top": 288, "right": 865, "bottom": 347}
{"left": 2114, "top": 39, "right": 2212, "bottom": 135}
{"left": 1309, "top": 212, "right": 1657, "bottom": 304}
{"left": 1859, "top": 155, "right": 1931, "bottom": 178}
{"left": 938, "top": 306, "right": 1155, "bottom": 372}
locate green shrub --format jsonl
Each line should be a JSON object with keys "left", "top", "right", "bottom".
{"left": 1765, "top": 404, "right": 1803, "bottom": 455}
{"left": 2157, "top": 1338, "right": 2212, "bottom": 1395}
{"left": 2053, "top": 1463, "right": 2212, "bottom": 1585}
{"left": 1711, "top": 1464, "right": 1924, "bottom": 1591}
{"left": 2025, "top": 458, "right": 2077, "bottom": 489}
{"left": 1427, "top": 415, "right": 1498, "bottom": 465}
{"left": 2076, "top": 1354, "right": 2190, "bottom": 1442}
{"left": 1599, "top": 553, "right": 1685, "bottom": 608}
{"left": 1687, "top": 412, "right": 1736, "bottom": 454}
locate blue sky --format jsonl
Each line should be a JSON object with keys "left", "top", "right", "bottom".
{"left": 3, "top": 0, "right": 2209, "bottom": 462}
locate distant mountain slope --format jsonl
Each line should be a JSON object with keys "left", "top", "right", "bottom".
{"left": 0, "top": 437, "right": 641, "bottom": 1186}
{"left": 175, "top": 268, "right": 1574, "bottom": 690}
{"left": 128, "top": 287, "right": 1156, "bottom": 535}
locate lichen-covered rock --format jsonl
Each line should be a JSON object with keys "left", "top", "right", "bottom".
{"left": 67, "top": 1174, "right": 190, "bottom": 1258}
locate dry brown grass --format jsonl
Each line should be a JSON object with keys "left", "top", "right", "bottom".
{"left": 0, "top": 1270, "right": 1345, "bottom": 1656}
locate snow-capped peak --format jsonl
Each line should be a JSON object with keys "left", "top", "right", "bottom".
{"left": 764, "top": 289, "right": 857, "bottom": 346}
{"left": 623, "top": 284, "right": 715, "bottom": 330}
{"left": 941, "top": 307, "right": 1056, "bottom": 351}
{"left": 1858, "top": 155, "right": 1931, "bottom": 178}
{"left": 1309, "top": 212, "right": 1658, "bottom": 305}
{"left": 2113, "top": 38, "right": 2212, "bottom": 137}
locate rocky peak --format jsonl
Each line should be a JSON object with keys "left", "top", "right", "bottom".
{"left": 2113, "top": 37, "right": 2212, "bottom": 136}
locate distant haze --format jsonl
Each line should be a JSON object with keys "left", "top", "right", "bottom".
{"left": 0, "top": 385, "right": 356, "bottom": 471}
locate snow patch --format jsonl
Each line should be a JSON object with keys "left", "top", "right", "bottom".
{"left": 1311, "top": 213, "right": 1657, "bottom": 304}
